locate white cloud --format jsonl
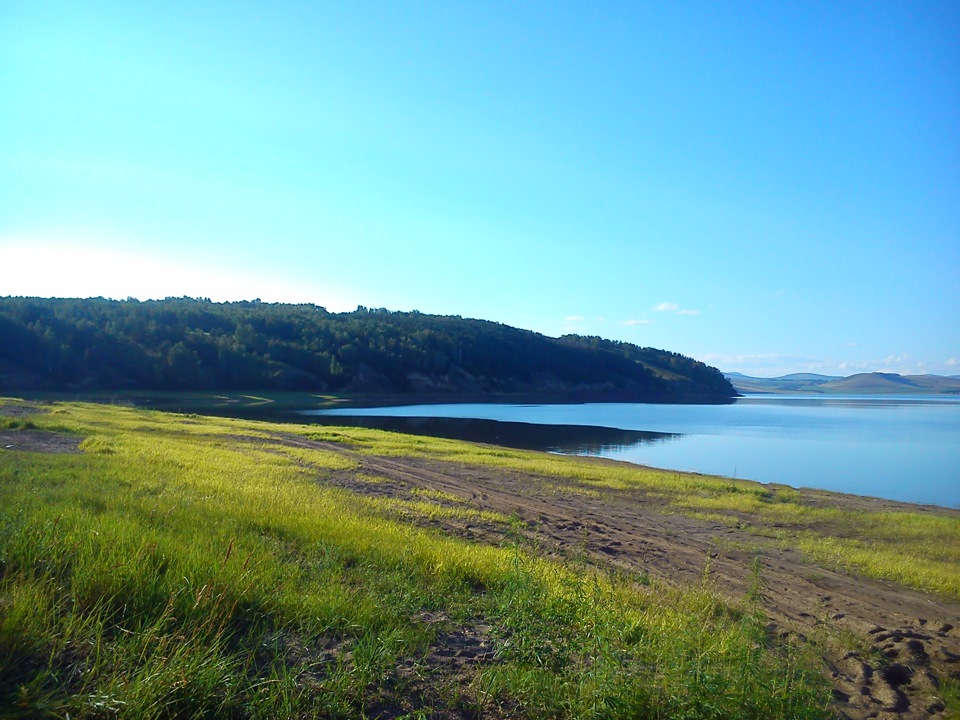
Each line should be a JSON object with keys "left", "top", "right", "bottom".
{"left": 703, "top": 353, "right": 835, "bottom": 377}
{"left": 623, "top": 319, "right": 653, "bottom": 326}
{"left": 653, "top": 301, "right": 699, "bottom": 315}
{"left": 0, "top": 231, "right": 357, "bottom": 310}
{"left": 564, "top": 315, "right": 585, "bottom": 322}
{"left": 947, "top": 358, "right": 959, "bottom": 367}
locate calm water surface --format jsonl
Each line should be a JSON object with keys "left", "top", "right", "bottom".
{"left": 306, "top": 396, "right": 960, "bottom": 508}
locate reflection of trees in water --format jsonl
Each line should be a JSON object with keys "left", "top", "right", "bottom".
{"left": 305, "top": 415, "right": 681, "bottom": 455}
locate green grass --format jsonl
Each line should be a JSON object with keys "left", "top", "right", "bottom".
{"left": 0, "top": 400, "right": 833, "bottom": 718}
{"left": 294, "top": 424, "right": 960, "bottom": 601}
{"left": 669, "top": 490, "right": 960, "bottom": 598}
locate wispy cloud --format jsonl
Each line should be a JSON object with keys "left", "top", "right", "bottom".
{"left": 623, "top": 319, "right": 653, "bottom": 326}
{"left": 560, "top": 314, "right": 587, "bottom": 334}
{"left": 703, "top": 353, "right": 827, "bottom": 377}
{"left": 837, "top": 361, "right": 871, "bottom": 372}
{"left": 883, "top": 353, "right": 909, "bottom": 365}
{"left": 653, "top": 301, "right": 700, "bottom": 316}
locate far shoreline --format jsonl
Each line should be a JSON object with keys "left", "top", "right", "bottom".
{"left": 7, "top": 390, "right": 959, "bottom": 512}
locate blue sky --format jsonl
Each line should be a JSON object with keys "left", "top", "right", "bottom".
{"left": 2, "top": 1, "right": 958, "bottom": 377}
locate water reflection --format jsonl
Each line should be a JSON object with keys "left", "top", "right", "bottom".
{"left": 301, "top": 398, "right": 960, "bottom": 506}
{"left": 303, "top": 414, "right": 680, "bottom": 454}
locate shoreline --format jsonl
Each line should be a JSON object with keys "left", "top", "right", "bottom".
{"left": 3, "top": 397, "right": 960, "bottom": 718}
{"left": 10, "top": 389, "right": 957, "bottom": 510}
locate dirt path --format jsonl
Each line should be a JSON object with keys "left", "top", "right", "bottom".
{"left": 4, "top": 398, "right": 955, "bottom": 719}
{"left": 278, "top": 434, "right": 960, "bottom": 720}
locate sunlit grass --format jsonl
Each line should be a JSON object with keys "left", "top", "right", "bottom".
{"left": 0, "top": 400, "right": 831, "bottom": 718}
{"left": 257, "top": 442, "right": 362, "bottom": 471}
{"left": 369, "top": 495, "right": 512, "bottom": 525}
{"left": 301, "top": 424, "right": 770, "bottom": 496}
{"left": 293, "top": 422, "right": 960, "bottom": 601}
{"left": 671, "top": 490, "right": 960, "bottom": 598}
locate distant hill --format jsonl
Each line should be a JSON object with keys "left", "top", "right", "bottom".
{"left": 0, "top": 297, "right": 736, "bottom": 403}
{"left": 724, "top": 372, "right": 841, "bottom": 394}
{"left": 818, "top": 373, "right": 960, "bottom": 395}
{"left": 726, "top": 371, "right": 960, "bottom": 395}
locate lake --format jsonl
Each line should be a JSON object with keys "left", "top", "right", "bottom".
{"left": 305, "top": 396, "right": 960, "bottom": 508}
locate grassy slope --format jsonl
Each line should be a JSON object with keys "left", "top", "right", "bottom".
{"left": 729, "top": 372, "right": 960, "bottom": 395}
{"left": 7, "top": 398, "right": 956, "bottom": 718}
{"left": 817, "top": 373, "right": 960, "bottom": 394}
{"left": 335, "top": 425, "right": 960, "bottom": 600}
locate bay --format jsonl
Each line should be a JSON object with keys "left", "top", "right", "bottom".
{"left": 305, "top": 395, "right": 960, "bottom": 508}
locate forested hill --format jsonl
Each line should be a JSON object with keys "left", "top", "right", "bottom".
{"left": 0, "top": 297, "right": 736, "bottom": 403}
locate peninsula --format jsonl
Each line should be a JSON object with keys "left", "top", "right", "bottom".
{"left": 0, "top": 297, "right": 735, "bottom": 403}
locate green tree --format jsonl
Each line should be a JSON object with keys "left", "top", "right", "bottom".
{"left": 165, "top": 342, "right": 202, "bottom": 389}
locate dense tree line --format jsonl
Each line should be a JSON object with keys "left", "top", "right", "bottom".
{"left": 0, "top": 297, "right": 735, "bottom": 402}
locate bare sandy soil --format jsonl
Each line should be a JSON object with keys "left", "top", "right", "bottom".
{"left": 275, "top": 434, "right": 960, "bottom": 720}
{"left": 0, "top": 430, "right": 82, "bottom": 454}
{"left": 0, "top": 402, "right": 81, "bottom": 453}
